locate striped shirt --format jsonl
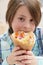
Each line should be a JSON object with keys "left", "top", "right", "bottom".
{"left": 0, "top": 28, "right": 43, "bottom": 65}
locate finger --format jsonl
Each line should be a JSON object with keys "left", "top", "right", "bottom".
{"left": 15, "top": 55, "right": 32, "bottom": 61}
{"left": 26, "top": 51, "right": 34, "bottom": 56}
{"left": 14, "top": 50, "right": 26, "bottom": 56}
{"left": 22, "top": 59, "right": 31, "bottom": 64}
{"left": 14, "top": 61, "right": 25, "bottom": 65}
{"left": 12, "top": 46, "right": 20, "bottom": 52}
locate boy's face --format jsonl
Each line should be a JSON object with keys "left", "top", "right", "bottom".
{"left": 12, "top": 6, "right": 35, "bottom": 32}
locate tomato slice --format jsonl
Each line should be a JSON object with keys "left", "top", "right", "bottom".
{"left": 15, "top": 32, "right": 19, "bottom": 38}
{"left": 15, "top": 31, "right": 25, "bottom": 39}
{"left": 19, "top": 32, "right": 24, "bottom": 38}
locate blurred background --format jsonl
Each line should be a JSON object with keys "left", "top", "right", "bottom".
{"left": 0, "top": 0, "right": 43, "bottom": 35}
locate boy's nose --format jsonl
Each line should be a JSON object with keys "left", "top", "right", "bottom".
{"left": 23, "top": 24, "right": 31, "bottom": 32}
{"left": 24, "top": 23, "right": 30, "bottom": 29}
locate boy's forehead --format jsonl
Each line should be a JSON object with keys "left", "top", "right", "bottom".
{"left": 16, "top": 6, "right": 28, "bottom": 13}
{"left": 15, "top": 6, "right": 32, "bottom": 18}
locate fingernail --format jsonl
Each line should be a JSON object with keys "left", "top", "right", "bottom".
{"left": 17, "top": 46, "right": 20, "bottom": 49}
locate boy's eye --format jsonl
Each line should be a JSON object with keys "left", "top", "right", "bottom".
{"left": 18, "top": 17, "right": 25, "bottom": 22}
{"left": 30, "top": 19, "right": 34, "bottom": 23}
{"left": 30, "top": 19, "right": 33, "bottom": 22}
{"left": 30, "top": 18, "right": 35, "bottom": 24}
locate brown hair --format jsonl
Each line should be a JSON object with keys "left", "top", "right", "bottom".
{"left": 6, "top": 0, "right": 41, "bottom": 27}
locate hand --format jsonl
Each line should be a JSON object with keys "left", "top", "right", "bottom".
{"left": 7, "top": 46, "right": 26, "bottom": 65}
{"left": 21, "top": 51, "right": 38, "bottom": 65}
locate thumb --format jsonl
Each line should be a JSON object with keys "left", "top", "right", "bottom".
{"left": 26, "top": 51, "right": 34, "bottom": 56}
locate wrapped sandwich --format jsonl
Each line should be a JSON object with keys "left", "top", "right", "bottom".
{"left": 10, "top": 31, "right": 36, "bottom": 50}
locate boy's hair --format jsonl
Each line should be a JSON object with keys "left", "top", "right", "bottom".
{"left": 6, "top": 0, "right": 41, "bottom": 27}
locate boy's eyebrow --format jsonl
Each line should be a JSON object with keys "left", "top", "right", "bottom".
{"left": 19, "top": 15, "right": 33, "bottom": 20}
{"left": 19, "top": 15, "right": 26, "bottom": 17}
